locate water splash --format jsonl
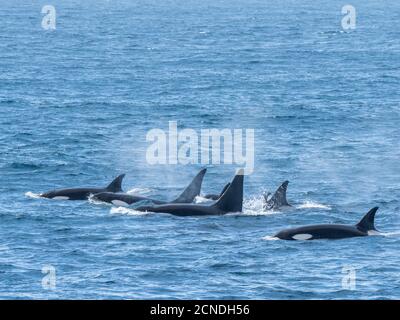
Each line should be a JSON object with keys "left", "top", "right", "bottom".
{"left": 262, "top": 235, "right": 279, "bottom": 241}
{"left": 195, "top": 196, "right": 213, "bottom": 203}
{"left": 110, "top": 206, "right": 149, "bottom": 216}
{"left": 88, "top": 195, "right": 112, "bottom": 206}
{"left": 25, "top": 191, "right": 42, "bottom": 199}
{"left": 241, "top": 196, "right": 288, "bottom": 216}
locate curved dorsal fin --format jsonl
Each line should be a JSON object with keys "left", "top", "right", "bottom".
{"left": 263, "top": 181, "right": 290, "bottom": 210}
{"left": 356, "top": 207, "right": 379, "bottom": 232}
{"left": 172, "top": 168, "right": 207, "bottom": 203}
{"left": 106, "top": 174, "right": 125, "bottom": 192}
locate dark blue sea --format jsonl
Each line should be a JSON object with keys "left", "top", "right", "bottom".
{"left": 1, "top": 0, "right": 399, "bottom": 299}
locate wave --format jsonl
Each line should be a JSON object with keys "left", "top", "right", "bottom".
{"left": 380, "top": 231, "right": 400, "bottom": 237}
{"left": 296, "top": 201, "right": 331, "bottom": 210}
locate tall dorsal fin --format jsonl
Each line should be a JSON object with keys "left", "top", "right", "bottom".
{"left": 172, "top": 168, "right": 207, "bottom": 203}
{"left": 106, "top": 174, "right": 125, "bottom": 192}
{"left": 213, "top": 169, "right": 244, "bottom": 213}
{"left": 218, "top": 183, "right": 231, "bottom": 198}
{"left": 356, "top": 207, "right": 379, "bottom": 232}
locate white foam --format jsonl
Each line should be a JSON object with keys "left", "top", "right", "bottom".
{"left": 195, "top": 196, "right": 213, "bottom": 203}
{"left": 25, "top": 191, "right": 42, "bottom": 199}
{"left": 110, "top": 207, "right": 149, "bottom": 216}
{"left": 380, "top": 231, "right": 400, "bottom": 237}
{"left": 241, "top": 196, "right": 280, "bottom": 216}
{"left": 262, "top": 235, "right": 279, "bottom": 241}
{"left": 296, "top": 201, "right": 331, "bottom": 210}
{"left": 88, "top": 195, "right": 111, "bottom": 206}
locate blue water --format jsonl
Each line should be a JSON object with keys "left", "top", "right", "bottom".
{"left": 1, "top": 0, "right": 400, "bottom": 299}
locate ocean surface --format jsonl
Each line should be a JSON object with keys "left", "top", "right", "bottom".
{"left": 1, "top": 0, "right": 399, "bottom": 299}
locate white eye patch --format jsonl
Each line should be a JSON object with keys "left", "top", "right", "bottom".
{"left": 292, "top": 233, "right": 313, "bottom": 240}
{"left": 112, "top": 200, "right": 129, "bottom": 207}
{"left": 52, "top": 196, "right": 69, "bottom": 200}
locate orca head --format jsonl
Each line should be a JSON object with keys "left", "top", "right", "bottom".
{"left": 40, "top": 191, "right": 59, "bottom": 199}
{"left": 90, "top": 192, "right": 109, "bottom": 203}
{"left": 40, "top": 191, "right": 53, "bottom": 199}
{"left": 274, "top": 229, "right": 292, "bottom": 240}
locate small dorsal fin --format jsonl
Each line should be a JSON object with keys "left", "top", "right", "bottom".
{"left": 356, "top": 207, "right": 379, "bottom": 232}
{"left": 263, "top": 181, "right": 290, "bottom": 210}
{"left": 213, "top": 169, "right": 244, "bottom": 213}
{"left": 172, "top": 168, "right": 207, "bottom": 203}
{"left": 106, "top": 174, "right": 125, "bottom": 192}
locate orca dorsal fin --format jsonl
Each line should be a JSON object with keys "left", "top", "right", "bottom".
{"left": 218, "top": 183, "right": 231, "bottom": 198}
{"left": 356, "top": 207, "right": 379, "bottom": 232}
{"left": 263, "top": 181, "right": 290, "bottom": 210}
{"left": 106, "top": 174, "right": 125, "bottom": 192}
{"left": 172, "top": 168, "right": 207, "bottom": 203}
{"left": 213, "top": 169, "right": 244, "bottom": 213}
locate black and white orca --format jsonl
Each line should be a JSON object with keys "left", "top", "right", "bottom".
{"left": 91, "top": 168, "right": 207, "bottom": 207}
{"left": 135, "top": 169, "right": 244, "bottom": 216}
{"left": 40, "top": 174, "right": 125, "bottom": 200}
{"left": 274, "top": 207, "right": 380, "bottom": 240}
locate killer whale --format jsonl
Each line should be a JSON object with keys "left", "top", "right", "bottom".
{"left": 274, "top": 207, "right": 380, "bottom": 240}
{"left": 40, "top": 174, "right": 125, "bottom": 200}
{"left": 91, "top": 168, "right": 207, "bottom": 207}
{"left": 263, "top": 180, "right": 291, "bottom": 210}
{"left": 136, "top": 169, "right": 244, "bottom": 216}
{"left": 203, "top": 183, "right": 230, "bottom": 200}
